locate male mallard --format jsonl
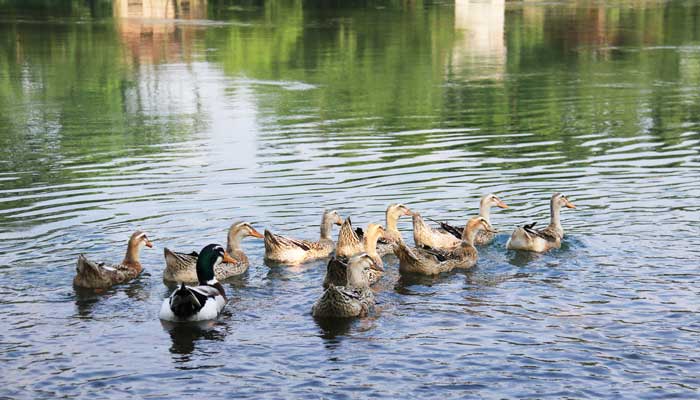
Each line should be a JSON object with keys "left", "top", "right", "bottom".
{"left": 159, "top": 244, "right": 236, "bottom": 322}
{"left": 325, "top": 223, "right": 385, "bottom": 287}
{"left": 437, "top": 194, "right": 509, "bottom": 246}
{"left": 506, "top": 193, "right": 576, "bottom": 253}
{"left": 312, "top": 253, "right": 376, "bottom": 318}
{"left": 74, "top": 231, "right": 153, "bottom": 289}
{"left": 163, "top": 221, "right": 263, "bottom": 282}
{"left": 394, "top": 216, "right": 494, "bottom": 276}
{"left": 264, "top": 210, "right": 343, "bottom": 265}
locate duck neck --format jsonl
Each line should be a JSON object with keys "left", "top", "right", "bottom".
{"left": 462, "top": 224, "right": 478, "bottom": 246}
{"left": 363, "top": 231, "right": 380, "bottom": 258}
{"left": 227, "top": 229, "right": 244, "bottom": 253}
{"left": 320, "top": 216, "right": 333, "bottom": 240}
{"left": 479, "top": 199, "right": 491, "bottom": 222}
{"left": 386, "top": 211, "right": 399, "bottom": 233}
{"left": 123, "top": 242, "right": 141, "bottom": 265}
{"left": 550, "top": 201, "right": 562, "bottom": 229}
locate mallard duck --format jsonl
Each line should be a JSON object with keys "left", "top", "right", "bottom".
{"left": 377, "top": 203, "right": 413, "bottom": 256}
{"left": 437, "top": 194, "right": 509, "bottom": 246}
{"left": 163, "top": 221, "right": 263, "bottom": 282}
{"left": 335, "top": 217, "right": 364, "bottom": 259}
{"left": 74, "top": 231, "right": 153, "bottom": 289}
{"left": 394, "top": 216, "right": 494, "bottom": 275}
{"left": 325, "top": 223, "right": 385, "bottom": 287}
{"left": 412, "top": 211, "right": 461, "bottom": 250}
{"left": 264, "top": 210, "right": 343, "bottom": 264}
{"left": 312, "top": 253, "right": 376, "bottom": 318}
{"left": 506, "top": 193, "right": 576, "bottom": 252}
{"left": 159, "top": 244, "right": 236, "bottom": 322}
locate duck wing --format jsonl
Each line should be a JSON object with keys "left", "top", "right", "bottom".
{"left": 265, "top": 230, "right": 312, "bottom": 251}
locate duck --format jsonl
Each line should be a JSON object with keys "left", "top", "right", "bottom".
{"left": 74, "top": 231, "right": 153, "bottom": 289}
{"left": 394, "top": 216, "right": 494, "bottom": 276}
{"left": 325, "top": 223, "right": 386, "bottom": 288}
{"left": 159, "top": 244, "right": 236, "bottom": 322}
{"left": 435, "top": 193, "right": 509, "bottom": 246}
{"left": 412, "top": 211, "right": 462, "bottom": 250}
{"left": 506, "top": 192, "right": 576, "bottom": 253}
{"left": 163, "top": 221, "right": 263, "bottom": 282}
{"left": 264, "top": 210, "right": 343, "bottom": 264}
{"left": 352, "top": 203, "right": 413, "bottom": 256}
{"left": 312, "top": 253, "right": 376, "bottom": 318}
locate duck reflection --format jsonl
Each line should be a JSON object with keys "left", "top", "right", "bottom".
{"left": 113, "top": 0, "right": 207, "bottom": 65}
{"left": 451, "top": 0, "right": 505, "bottom": 80}
{"left": 162, "top": 320, "right": 226, "bottom": 356}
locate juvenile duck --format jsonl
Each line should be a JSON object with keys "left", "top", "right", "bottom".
{"left": 159, "top": 244, "right": 236, "bottom": 322}
{"left": 412, "top": 212, "right": 462, "bottom": 250}
{"left": 74, "top": 231, "right": 153, "bottom": 289}
{"left": 163, "top": 221, "right": 263, "bottom": 282}
{"left": 264, "top": 210, "right": 343, "bottom": 264}
{"left": 324, "top": 223, "right": 385, "bottom": 288}
{"left": 438, "top": 194, "right": 509, "bottom": 246}
{"left": 506, "top": 193, "right": 576, "bottom": 253}
{"left": 312, "top": 253, "right": 376, "bottom": 319}
{"left": 395, "top": 216, "right": 494, "bottom": 276}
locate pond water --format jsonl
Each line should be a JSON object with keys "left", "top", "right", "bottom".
{"left": 1, "top": 0, "right": 699, "bottom": 398}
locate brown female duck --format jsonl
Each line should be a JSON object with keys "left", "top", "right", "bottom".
{"left": 394, "top": 217, "right": 494, "bottom": 276}
{"left": 264, "top": 210, "right": 343, "bottom": 264}
{"left": 312, "top": 253, "right": 376, "bottom": 318}
{"left": 506, "top": 193, "right": 576, "bottom": 252}
{"left": 438, "top": 193, "right": 509, "bottom": 246}
{"left": 74, "top": 231, "right": 153, "bottom": 289}
{"left": 163, "top": 221, "right": 263, "bottom": 282}
{"left": 325, "top": 223, "right": 385, "bottom": 287}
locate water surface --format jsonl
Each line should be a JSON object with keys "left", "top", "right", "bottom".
{"left": 1, "top": 0, "right": 699, "bottom": 398}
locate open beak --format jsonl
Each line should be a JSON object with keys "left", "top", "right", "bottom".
{"left": 250, "top": 228, "right": 264, "bottom": 239}
{"left": 565, "top": 200, "right": 577, "bottom": 209}
{"left": 497, "top": 200, "right": 509, "bottom": 209}
{"left": 145, "top": 240, "right": 153, "bottom": 248}
{"left": 222, "top": 252, "right": 238, "bottom": 264}
{"left": 484, "top": 222, "right": 498, "bottom": 234}
{"left": 334, "top": 216, "right": 343, "bottom": 226}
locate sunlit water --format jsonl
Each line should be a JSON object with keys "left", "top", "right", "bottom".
{"left": 1, "top": 0, "right": 699, "bottom": 398}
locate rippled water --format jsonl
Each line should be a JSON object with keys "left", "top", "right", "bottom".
{"left": 1, "top": 0, "right": 699, "bottom": 398}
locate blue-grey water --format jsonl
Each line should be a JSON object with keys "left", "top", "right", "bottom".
{"left": 1, "top": 0, "right": 699, "bottom": 398}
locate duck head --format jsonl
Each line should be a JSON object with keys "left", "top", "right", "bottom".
{"left": 552, "top": 193, "right": 576, "bottom": 210}
{"left": 386, "top": 203, "right": 413, "bottom": 231}
{"left": 196, "top": 244, "right": 236, "bottom": 285}
{"left": 347, "top": 253, "right": 374, "bottom": 288}
{"left": 462, "top": 216, "right": 496, "bottom": 245}
{"left": 227, "top": 221, "right": 264, "bottom": 252}
{"left": 124, "top": 230, "right": 153, "bottom": 264}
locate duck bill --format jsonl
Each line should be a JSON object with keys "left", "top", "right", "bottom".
{"left": 565, "top": 200, "right": 577, "bottom": 209}
{"left": 250, "top": 228, "right": 264, "bottom": 239}
{"left": 334, "top": 216, "right": 344, "bottom": 226}
{"left": 370, "top": 261, "right": 385, "bottom": 272}
{"left": 222, "top": 252, "right": 238, "bottom": 264}
{"left": 497, "top": 200, "right": 509, "bottom": 209}
{"left": 404, "top": 209, "right": 414, "bottom": 216}
{"left": 145, "top": 240, "right": 153, "bottom": 248}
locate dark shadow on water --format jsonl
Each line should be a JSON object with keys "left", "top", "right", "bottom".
{"left": 314, "top": 316, "right": 355, "bottom": 340}
{"left": 161, "top": 320, "right": 225, "bottom": 356}
{"left": 394, "top": 270, "right": 457, "bottom": 294}
{"left": 73, "top": 275, "right": 150, "bottom": 317}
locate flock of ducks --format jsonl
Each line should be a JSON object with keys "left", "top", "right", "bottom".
{"left": 73, "top": 193, "right": 576, "bottom": 323}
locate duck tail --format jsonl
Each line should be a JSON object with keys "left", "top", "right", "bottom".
{"left": 169, "top": 283, "right": 203, "bottom": 318}
{"left": 76, "top": 254, "right": 101, "bottom": 276}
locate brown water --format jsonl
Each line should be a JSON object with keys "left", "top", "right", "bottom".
{"left": 1, "top": 0, "right": 699, "bottom": 398}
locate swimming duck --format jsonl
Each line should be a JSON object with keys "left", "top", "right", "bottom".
{"left": 264, "top": 210, "right": 343, "bottom": 265}
{"left": 335, "top": 217, "right": 364, "bottom": 259}
{"left": 506, "top": 193, "right": 576, "bottom": 252}
{"left": 312, "top": 253, "right": 376, "bottom": 318}
{"left": 412, "top": 211, "right": 461, "bottom": 250}
{"left": 74, "top": 231, "right": 153, "bottom": 289}
{"left": 436, "top": 193, "right": 509, "bottom": 246}
{"left": 374, "top": 203, "right": 413, "bottom": 256}
{"left": 159, "top": 244, "right": 236, "bottom": 322}
{"left": 394, "top": 216, "right": 494, "bottom": 275}
{"left": 163, "top": 221, "right": 263, "bottom": 282}
{"left": 324, "top": 223, "right": 385, "bottom": 288}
